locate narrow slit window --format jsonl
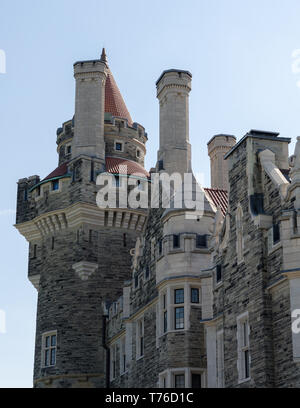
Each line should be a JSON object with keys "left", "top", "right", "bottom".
{"left": 173, "top": 234, "right": 180, "bottom": 249}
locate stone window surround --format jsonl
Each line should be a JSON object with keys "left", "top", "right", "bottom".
{"left": 41, "top": 330, "right": 57, "bottom": 368}
{"left": 267, "top": 223, "right": 282, "bottom": 255}
{"left": 119, "top": 336, "right": 127, "bottom": 376}
{"left": 65, "top": 143, "right": 72, "bottom": 155}
{"left": 114, "top": 140, "right": 124, "bottom": 152}
{"left": 159, "top": 367, "right": 206, "bottom": 388}
{"left": 156, "top": 233, "right": 211, "bottom": 260}
{"left": 236, "top": 311, "right": 251, "bottom": 384}
{"left": 135, "top": 316, "right": 144, "bottom": 361}
{"left": 110, "top": 342, "right": 117, "bottom": 381}
{"left": 157, "top": 281, "right": 202, "bottom": 337}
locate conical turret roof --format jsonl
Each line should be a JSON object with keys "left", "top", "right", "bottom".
{"left": 102, "top": 49, "right": 133, "bottom": 126}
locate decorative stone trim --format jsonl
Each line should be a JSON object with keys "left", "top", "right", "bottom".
{"left": 15, "top": 203, "right": 147, "bottom": 242}
{"left": 72, "top": 261, "right": 98, "bottom": 281}
{"left": 28, "top": 274, "right": 40, "bottom": 291}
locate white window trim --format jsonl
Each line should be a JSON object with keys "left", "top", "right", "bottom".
{"left": 41, "top": 330, "right": 57, "bottom": 368}
{"left": 237, "top": 311, "right": 251, "bottom": 384}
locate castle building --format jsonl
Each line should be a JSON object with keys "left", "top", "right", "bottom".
{"left": 15, "top": 50, "right": 300, "bottom": 388}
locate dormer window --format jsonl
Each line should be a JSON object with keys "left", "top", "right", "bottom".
{"left": 52, "top": 180, "right": 59, "bottom": 191}
{"left": 115, "top": 142, "right": 123, "bottom": 152}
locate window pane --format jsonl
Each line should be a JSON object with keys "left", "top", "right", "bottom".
{"left": 173, "top": 234, "right": 180, "bottom": 248}
{"left": 174, "top": 289, "right": 184, "bottom": 304}
{"left": 140, "top": 336, "right": 144, "bottom": 356}
{"left": 164, "top": 311, "right": 168, "bottom": 333}
{"left": 216, "top": 265, "right": 222, "bottom": 282}
{"left": 175, "top": 307, "right": 184, "bottom": 329}
{"left": 175, "top": 374, "right": 185, "bottom": 388}
{"left": 243, "top": 322, "right": 248, "bottom": 347}
{"left": 45, "top": 336, "right": 50, "bottom": 348}
{"left": 244, "top": 350, "right": 250, "bottom": 378}
{"left": 50, "top": 348, "right": 56, "bottom": 366}
{"left": 273, "top": 223, "right": 280, "bottom": 244}
{"left": 116, "top": 143, "right": 122, "bottom": 151}
{"left": 191, "top": 288, "right": 199, "bottom": 303}
{"left": 52, "top": 180, "right": 59, "bottom": 191}
{"left": 44, "top": 349, "right": 50, "bottom": 367}
{"left": 196, "top": 234, "right": 207, "bottom": 248}
{"left": 51, "top": 335, "right": 56, "bottom": 347}
{"left": 192, "top": 374, "right": 202, "bottom": 388}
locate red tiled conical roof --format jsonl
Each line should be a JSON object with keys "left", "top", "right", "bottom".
{"left": 105, "top": 68, "right": 133, "bottom": 126}
{"left": 105, "top": 157, "right": 149, "bottom": 178}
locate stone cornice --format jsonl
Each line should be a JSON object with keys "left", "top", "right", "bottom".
{"left": 14, "top": 202, "right": 147, "bottom": 242}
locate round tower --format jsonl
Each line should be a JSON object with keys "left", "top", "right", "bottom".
{"left": 15, "top": 50, "right": 148, "bottom": 388}
{"left": 207, "top": 134, "right": 236, "bottom": 191}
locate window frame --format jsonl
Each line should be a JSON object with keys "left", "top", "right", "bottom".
{"left": 191, "top": 288, "right": 200, "bottom": 304}
{"left": 237, "top": 312, "right": 250, "bottom": 383}
{"left": 136, "top": 317, "right": 144, "bottom": 360}
{"left": 174, "top": 306, "right": 185, "bottom": 330}
{"left": 41, "top": 331, "right": 57, "bottom": 368}
{"left": 115, "top": 141, "right": 123, "bottom": 152}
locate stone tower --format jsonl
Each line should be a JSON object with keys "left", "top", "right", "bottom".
{"left": 15, "top": 50, "right": 148, "bottom": 388}
{"left": 207, "top": 134, "right": 236, "bottom": 190}
{"left": 156, "top": 69, "right": 192, "bottom": 176}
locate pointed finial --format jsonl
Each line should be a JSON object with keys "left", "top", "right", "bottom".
{"left": 101, "top": 48, "right": 107, "bottom": 63}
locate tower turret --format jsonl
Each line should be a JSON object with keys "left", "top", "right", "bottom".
{"left": 156, "top": 69, "right": 192, "bottom": 176}
{"left": 72, "top": 51, "right": 107, "bottom": 160}
{"left": 15, "top": 50, "right": 148, "bottom": 388}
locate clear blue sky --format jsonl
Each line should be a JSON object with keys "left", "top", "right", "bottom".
{"left": 1, "top": 0, "right": 300, "bottom": 387}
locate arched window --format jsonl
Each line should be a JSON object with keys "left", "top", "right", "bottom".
{"left": 236, "top": 204, "right": 244, "bottom": 264}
